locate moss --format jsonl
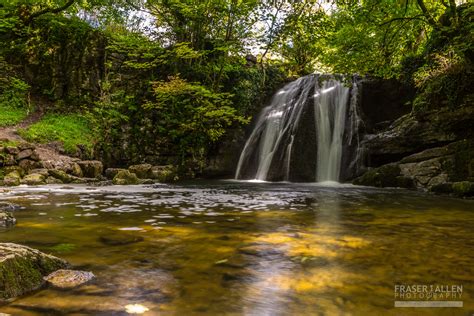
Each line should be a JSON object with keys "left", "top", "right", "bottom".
{"left": 452, "top": 181, "right": 474, "bottom": 197}
{"left": 113, "top": 170, "right": 139, "bottom": 185}
{"left": 353, "top": 164, "right": 405, "bottom": 188}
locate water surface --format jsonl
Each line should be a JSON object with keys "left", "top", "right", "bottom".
{"left": 1, "top": 181, "right": 473, "bottom": 315}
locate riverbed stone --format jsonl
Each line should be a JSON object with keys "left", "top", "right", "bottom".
{"left": 105, "top": 168, "right": 126, "bottom": 180}
{"left": 49, "top": 169, "right": 75, "bottom": 183}
{"left": 77, "top": 160, "right": 103, "bottom": 178}
{"left": 113, "top": 170, "right": 139, "bottom": 185}
{"left": 0, "top": 243, "right": 68, "bottom": 300}
{"left": 129, "top": 164, "right": 152, "bottom": 179}
{"left": 46, "top": 176, "right": 64, "bottom": 184}
{"left": 21, "top": 173, "right": 46, "bottom": 186}
{"left": 0, "top": 211, "right": 16, "bottom": 227}
{"left": 3, "top": 171, "right": 21, "bottom": 187}
{"left": 44, "top": 269, "right": 95, "bottom": 289}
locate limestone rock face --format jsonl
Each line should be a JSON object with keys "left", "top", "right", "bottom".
{"left": 44, "top": 269, "right": 95, "bottom": 289}
{"left": 77, "top": 160, "right": 103, "bottom": 178}
{"left": 112, "top": 170, "right": 139, "bottom": 185}
{"left": 0, "top": 243, "right": 68, "bottom": 300}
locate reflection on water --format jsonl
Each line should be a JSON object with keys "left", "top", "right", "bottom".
{"left": 0, "top": 181, "right": 473, "bottom": 315}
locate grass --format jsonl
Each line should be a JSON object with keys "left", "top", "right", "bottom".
{"left": 0, "top": 104, "right": 28, "bottom": 127}
{"left": 19, "top": 113, "right": 94, "bottom": 154}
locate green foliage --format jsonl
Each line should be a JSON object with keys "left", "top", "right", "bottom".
{"left": 19, "top": 113, "right": 94, "bottom": 154}
{"left": 143, "top": 75, "right": 249, "bottom": 168}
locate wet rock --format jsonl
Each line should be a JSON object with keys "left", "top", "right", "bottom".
{"left": 21, "top": 173, "right": 46, "bottom": 185}
{"left": 44, "top": 269, "right": 95, "bottom": 289}
{"left": 0, "top": 243, "right": 68, "bottom": 300}
{"left": 452, "top": 181, "right": 474, "bottom": 197}
{"left": 70, "top": 162, "right": 83, "bottom": 178}
{"left": 151, "top": 165, "right": 177, "bottom": 182}
{"left": 28, "top": 168, "right": 49, "bottom": 177}
{"left": 112, "top": 170, "right": 139, "bottom": 185}
{"left": 3, "top": 171, "right": 21, "bottom": 186}
{"left": 4, "top": 166, "right": 25, "bottom": 177}
{"left": 353, "top": 164, "right": 414, "bottom": 188}
{"left": 105, "top": 168, "right": 126, "bottom": 180}
{"left": 77, "top": 160, "right": 103, "bottom": 178}
{"left": 49, "top": 169, "right": 75, "bottom": 183}
{"left": 129, "top": 164, "right": 152, "bottom": 179}
{"left": 46, "top": 176, "right": 64, "bottom": 184}
{"left": 0, "top": 202, "right": 21, "bottom": 212}
{"left": 99, "top": 234, "right": 144, "bottom": 246}
{"left": 140, "top": 179, "right": 155, "bottom": 185}
{"left": 0, "top": 211, "right": 16, "bottom": 227}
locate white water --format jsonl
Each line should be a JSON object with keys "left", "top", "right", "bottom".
{"left": 314, "top": 79, "right": 350, "bottom": 182}
{"left": 235, "top": 75, "right": 360, "bottom": 182}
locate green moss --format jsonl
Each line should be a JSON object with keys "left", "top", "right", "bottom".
{"left": 452, "top": 181, "right": 474, "bottom": 197}
{"left": 353, "top": 164, "right": 407, "bottom": 188}
{"left": 18, "top": 114, "right": 94, "bottom": 155}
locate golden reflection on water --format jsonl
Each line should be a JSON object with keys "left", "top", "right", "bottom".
{"left": 0, "top": 183, "right": 473, "bottom": 315}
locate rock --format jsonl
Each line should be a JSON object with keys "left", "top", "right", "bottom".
{"left": 70, "top": 163, "right": 83, "bottom": 178}
{"left": 150, "top": 165, "right": 177, "bottom": 183}
{"left": 3, "top": 155, "right": 16, "bottom": 166}
{"left": 21, "top": 173, "right": 46, "bottom": 186}
{"left": 46, "top": 177, "right": 63, "bottom": 184}
{"left": 5, "top": 147, "right": 19, "bottom": 155}
{"left": 105, "top": 168, "right": 126, "bottom": 180}
{"left": 0, "top": 211, "right": 16, "bottom": 227}
{"left": 353, "top": 164, "right": 413, "bottom": 188}
{"left": 99, "top": 234, "right": 144, "bottom": 246}
{"left": 0, "top": 243, "right": 68, "bottom": 300}
{"left": 452, "top": 181, "right": 474, "bottom": 197}
{"left": 16, "top": 149, "right": 33, "bottom": 160}
{"left": 77, "top": 160, "right": 103, "bottom": 178}
{"left": 112, "top": 170, "right": 139, "bottom": 185}
{"left": 129, "top": 164, "right": 152, "bottom": 179}
{"left": 0, "top": 202, "right": 21, "bottom": 212}
{"left": 44, "top": 269, "right": 95, "bottom": 289}
{"left": 17, "top": 143, "right": 35, "bottom": 151}
{"left": 3, "top": 171, "right": 21, "bottom": 187}
{"left": 29, "top": 150, "right": 40, "bottom": 162}
{"left": 18, "top": 159, "right": 40, "bottom": 172}
{"left": 140, "top": 179, "right": 155, "bottom": 184}
{"left": 4, "top": 166, "right": 25, "bottom": 177}
{"left": 28, "top": 168, "right": 49, "bottom": 177}
{"left": 48, "top": 169, "right": 75, "bottom": 184}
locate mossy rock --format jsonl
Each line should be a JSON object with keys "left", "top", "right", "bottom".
{"left": 151, "top": 165, "right": 178, "bottom": 183}
{"left": 48, "top": 169, "right": 75, "bottom": 184}
{"left": 3, "top": 171, "right": 21, "bottom": 187}
{"left": 77, "top": 160, "right": 103, "bottom": 178}
{"left": 112, "top": 170, "right": 139, "bottom": 185}
{"left": 452, "top": 181, "right": 474, "bottom": 197}
{"left": 21, "top": 173, "right": 46, "bottom": 185}
{"left": 353, "top": 164, "right": 410, "bottom": 188}
{"left": 128, "top": 164, "right": 152, "bottom": 179}
{"left": 0, "top": 243, "right": 68, "bottom": 300}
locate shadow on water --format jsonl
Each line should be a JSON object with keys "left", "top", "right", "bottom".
{"left": 0, "top": 181, "right": 473, "bottom": 315}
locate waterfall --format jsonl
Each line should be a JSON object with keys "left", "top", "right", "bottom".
{"left": 235, "top": 74, "right": 362, "bottom": 182}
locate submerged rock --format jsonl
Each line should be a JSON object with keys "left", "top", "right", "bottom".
{"left": 112, "top": 170, "right": 139, "bottom": 185}
{"left": 44, "top": 269, "right": 95, "bottom": 289}
{"left": 0, "top": 243, "right": 68, "bottom": 300}
{"left": 0, "top": 211, "right": 16, "bottom": 227}
{"left": 99, "top": 234, "right": 144, "bottom": 246}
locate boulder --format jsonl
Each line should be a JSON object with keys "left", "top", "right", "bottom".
{"left": 112, "top": 170, "right": 139, "bottom": 185}
{"left": 150, "top": 165, "right": 177, "bottom": 183}
{"left": 28, "top": 168, "right": 49, "bottom": 177}
{"left": 353, "top": 164, "right": 413, "bottom": 188}
{"left": 4, "top": 166, "right": 25, "bottom": 177}
{"left": 16, "top": 149, "right": 33, "bottom": 160}
{"left": 18, "top": 159, "right": 40, "bottom": 172}
{"left": 0, "top": 211, "right": 16, "bottom": 227}
{"left": 17, "top": 143, "right": 35, "bottom": 151}
{"left": 5, "top": 147, "right": 19, "bottom": 155}
{"left": 3, "top": 171, "right": 21, "bottom": 187}
{"left": 44, "top": 269, "right": 95, "bottom": 289}
{"left": 46, "top": 177, "right": 63, "bottom": 184}
{"left": 21, "top": 173, "right": 46, "bottom": 186}
{"left": 70, "top": 162, "right": 83, "bottom": 178}
{"left": 105, "top": 168, "right": 126, "bottom": 180}
{"left": 48, "top": 169, "right": 75, "bottom": 184}
{"left": 77, "top": 160, "right": 103, "bottom": 178}
{"left": 0, "top": 243, "right": 68, "bottom": 300}
{"left": 129, "top": 164, "right": 152, "bottom": 179}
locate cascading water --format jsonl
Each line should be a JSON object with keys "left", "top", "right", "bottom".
{"left": 235, "top": 74, "right": 362, "bottom": 183}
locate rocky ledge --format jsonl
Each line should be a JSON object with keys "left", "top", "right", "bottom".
{"left": 0, "top": 141, "right": 177, "bottom": 186}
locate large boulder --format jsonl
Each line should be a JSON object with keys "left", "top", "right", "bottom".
{"left": 3, "top": 171, "right": 21, "bottom": 187}
{"left": 112, "top": 170, "right": 139, "bottom": 185}
{"left": 49, "top": 169, "right": 75, "bottom": 184}
{"left": 105, "top": 168, "right": 127, "bottom": 180}
{"left": 21, "top": 173, "right": 46, "bottom": 186}
{"left": 353, "top": 163, "right": 413, "bottom": 188}
{"left": 77, "top": 160, "right": 103, "bottom": 178}
{"left": 129, "top": 164, "right": 152, "bottom": 179}
{"left": 0, "top": 243, "right": 68, "bottom": 300}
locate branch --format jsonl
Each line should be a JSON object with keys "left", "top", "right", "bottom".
{"left": 27, "top": 0, "right": 75, "bottom": 24}
{"left": 416, "top": 0, "right": 439, "bottom": 28}
{"left": 379, "top": 15, "right": 425, "bottom": 26}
